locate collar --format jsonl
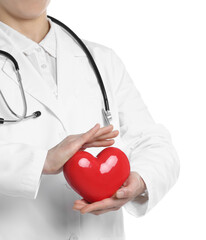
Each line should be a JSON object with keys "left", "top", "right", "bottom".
{"left": 0, "top": 18, "right": 56, "bottom": 58}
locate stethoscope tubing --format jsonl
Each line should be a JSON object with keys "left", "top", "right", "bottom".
{"left": 0, "top": 16, "right": 112, "bottom": 125}
{"left": 47, "top": 16, "right": 110, "bottom": 113}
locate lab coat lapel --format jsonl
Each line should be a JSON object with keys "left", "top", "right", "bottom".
{"left": 1, "top": 45, "right": 65, "bottom": 122}
{"left": 0, "top": 23, "right": 87, "bottom": 130}
{"left": 54, "top": 22, "right": 108, "bottom": 129}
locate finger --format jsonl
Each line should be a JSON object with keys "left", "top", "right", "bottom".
{"left": 123, "top": 181, "right": 127, "bottom": 187}
{"left": 73, "top": 199, "right": 89, "bottom": 209}
{"left": 80, "top": 198, "right": 117, "bottom": 214}
{"left": 73, "top": 202, "right": 87, "bottom": 208}
{"left": 73, "top": 203, "right": 87, "bottom": 210}
{"left": 89, "top": 207, "right": 121, "bottom": 215}
{"left": 74, "top": 199, "right": 89, "bottom": 204}
{"left": 78, "top": 124, "right": 113, "bottom": 140}
{"left": 84, "top": 130, "right": 118, "bottom": 144}
{"left": 95, "top": 130, "right": 119, "bottom": 141}
{"left": 92, "top": 124, "right": 114, "bottom": 138}
{"left": 122, "top": 177, "right": 130, "bottom": 187}
{"left": 73, "top": 199, "right": 90, "bottom": 209}
{"left": 80, "top": 125, "right": 116, "bottom": 147}
{"left": 81, "top": 123, "right": 101, "bottom": 143}
{"left": 115, "top": 185, "right": 135, "bottom": 199}
{"left": 79, "top": 146, "right": 87, "bottom": 151}
{"left": 82, "top": 139, "right": 115, "bottom": 148}
{"left": 55, "top": 166, "right": 63, "bottom": 174}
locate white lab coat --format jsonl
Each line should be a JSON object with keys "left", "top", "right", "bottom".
{"left": 0, "top": 21, "right": 180, "bottom": 240}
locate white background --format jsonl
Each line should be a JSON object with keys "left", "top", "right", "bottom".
{"left": 48, "top": 1, "right": 205, "bottom": 239}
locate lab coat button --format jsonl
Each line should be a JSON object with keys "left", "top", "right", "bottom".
{"left": 41, "top": 64, "right": 47, "bottom": 69}
{"left": 69, "top": 233, "right": 78, "bottom": 240}
{"left": 36, "top": 47, "right": 41, "bottom": 52}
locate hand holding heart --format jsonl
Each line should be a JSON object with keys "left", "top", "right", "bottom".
{"left": 43, "top": 123, "right": 119, "bottom": 174}
{"left": 63, "top": 146, "right": 131, "bottom": 203}
{"left": 43, "top": 122, "right": 147, "bottom": 216}
{"left": 72, "top": 171, "right": 146, "bottom": 215}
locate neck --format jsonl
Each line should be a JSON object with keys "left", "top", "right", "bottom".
{"left": 0, "top": 12, "right": 50, "bottom": 43}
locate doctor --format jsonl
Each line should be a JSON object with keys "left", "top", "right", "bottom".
{"left": 0, "top": 0, "right": 180, "bottom": 240}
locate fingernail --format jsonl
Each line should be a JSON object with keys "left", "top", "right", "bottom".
{"left": 116, "top": 191, "right": 124, "bottom": 198}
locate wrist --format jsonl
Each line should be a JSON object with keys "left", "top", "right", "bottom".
{"left": 42, "top": 150, "right": 53, "bottom": 174}
{"left": 132, "top": 171, "right": 147, "bottom": 195}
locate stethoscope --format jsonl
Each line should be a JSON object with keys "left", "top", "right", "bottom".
{"left": 0, "top": 15, "right": 112, "bottom": 125}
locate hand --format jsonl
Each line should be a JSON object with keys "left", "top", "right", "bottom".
{"left": 72, "top": 171, "right": 146, "bottom": 215}
{"left": 43, "top": 123, "right": 119, "bottom": 174}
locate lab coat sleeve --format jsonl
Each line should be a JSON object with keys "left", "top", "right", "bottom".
{"left": 0, "top": 141, "right": 48, "bottom": 199}
{"left": 110, "top": 50, "right": 180, "bottom": 217}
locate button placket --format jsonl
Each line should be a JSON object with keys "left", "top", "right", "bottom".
{"left": 35, "top": 46, "right": 47, "bottom": 71}
{"left": 34, "top": 46, "right": 57, "bottom": 96}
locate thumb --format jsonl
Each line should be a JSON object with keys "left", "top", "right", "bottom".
{"left": 115, "top": 176, "right": 131, "bottom": 199}
{"left": 115, "top": 186, "right": 132, "bottom": 199}
{"left": 122, "top": 177, "right": 130, "bottom": 187}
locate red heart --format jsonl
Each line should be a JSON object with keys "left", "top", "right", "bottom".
{"left": 63, "top": 147, "right": 130, "bottom": 203}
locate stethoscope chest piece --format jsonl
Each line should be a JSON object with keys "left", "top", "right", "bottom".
{"left": 102, "top": 108, "right": 112, "bottom": 126}
{"left": 0, "top": 16, "right": 112, "bottom": 125}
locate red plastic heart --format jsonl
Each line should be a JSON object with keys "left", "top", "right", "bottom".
{"left": 63, "top": 147, "right": 130, "bottom": 203}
